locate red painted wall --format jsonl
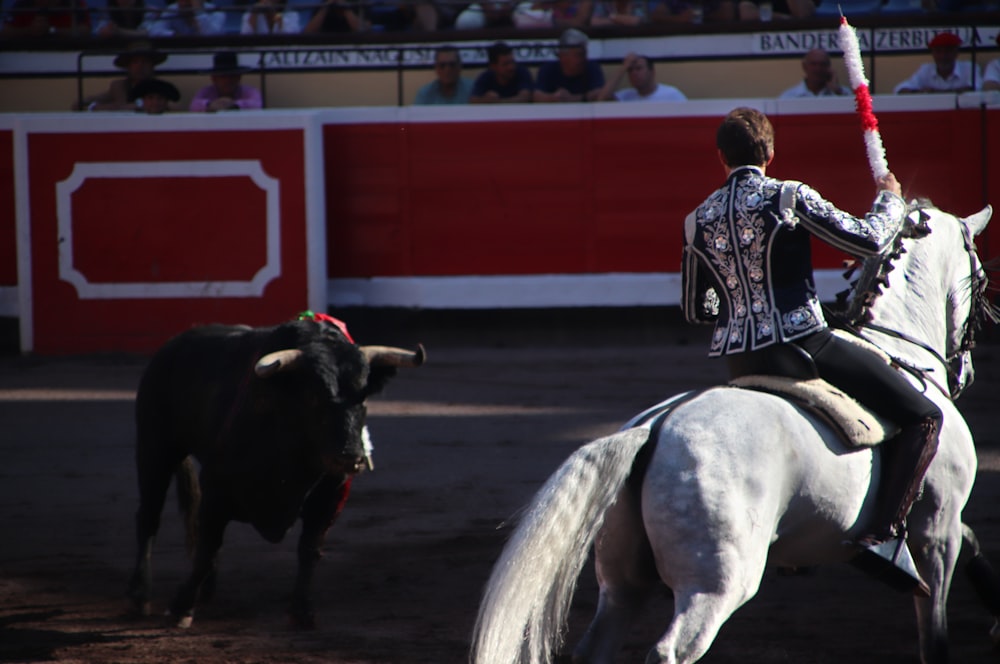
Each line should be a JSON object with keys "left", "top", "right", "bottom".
{"left": 325, "top": 108, "right": 999, "bottom": 280}
{"left": 24, "top": 128, "right": 311, "bottom": 353}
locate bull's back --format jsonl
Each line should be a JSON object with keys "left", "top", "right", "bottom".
{"left": 136, "top": 324, "right": 258, "bottom": 456}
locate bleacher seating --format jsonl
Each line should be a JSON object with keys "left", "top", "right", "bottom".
{"left": 814, "top": 0, "right": 884, "bottom": 16}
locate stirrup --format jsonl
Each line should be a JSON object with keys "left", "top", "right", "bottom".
{"left": 849, "top": 537, "right": 931, "bottom": 598}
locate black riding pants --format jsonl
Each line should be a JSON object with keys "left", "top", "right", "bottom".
{"left": 794, "top": 328, "right": 942, "bottom": 427}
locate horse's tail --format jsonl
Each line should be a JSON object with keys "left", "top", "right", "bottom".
{"left": 175, "top": 456, "right": 200, "bottom": 558}
{"left": 471, "top": 426, "right": 651, "bottom": 664}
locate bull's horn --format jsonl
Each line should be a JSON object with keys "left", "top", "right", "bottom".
{"left": 360, "top": 343, "right": 426, "bottom": 368}
{"left": 255, "top": 349, "right": 304, "bottom": 377}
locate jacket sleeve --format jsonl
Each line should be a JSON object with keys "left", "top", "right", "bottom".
{"left": 788, "top": 183, "right": 906, "bottom": 258}
{"left": 681, "top": 211, "right": 718, "bottom": 325}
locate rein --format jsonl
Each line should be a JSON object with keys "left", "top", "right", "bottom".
{"left": 835, "top": 210, "right": 992, "bottom": 401}
{"left": 857, "top": 322, "right": 955, "bottom": 399}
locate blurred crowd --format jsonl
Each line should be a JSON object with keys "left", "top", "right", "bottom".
{"left": 1, "top": 0, "right": 994, "bottom": 38}
{"left": 65, "top": 27, "right": 999, "bottom": 114}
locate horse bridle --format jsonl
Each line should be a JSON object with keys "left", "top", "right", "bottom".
{"left": 858, "top": 220, "right": 991, "bottom": 401}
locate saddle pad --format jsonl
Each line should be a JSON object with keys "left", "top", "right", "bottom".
{"left": 729, "top": 376, "right": 899, "bottom": 448}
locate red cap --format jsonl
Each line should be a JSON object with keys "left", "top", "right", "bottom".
{"left": 929, "top": 32, "right": 962, "bottom": 49}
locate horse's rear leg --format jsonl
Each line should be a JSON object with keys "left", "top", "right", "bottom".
{"left": 574, "top": 488, "right": 660, "bottom": 664}
{"left": 646, "top": 585, "right": 750, "bottom": 664}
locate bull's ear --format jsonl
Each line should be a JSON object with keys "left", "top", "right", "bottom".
{"left": 364, "top": 365, "right": 398, "bottom": 398}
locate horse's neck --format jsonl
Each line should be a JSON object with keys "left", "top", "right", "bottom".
{"left": 864, "top": 238, "right": 949, "bottom": 370}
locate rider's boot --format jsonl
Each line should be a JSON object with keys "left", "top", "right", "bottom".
{"left": 851, "top": 416, "right": 940, "bottom": 597}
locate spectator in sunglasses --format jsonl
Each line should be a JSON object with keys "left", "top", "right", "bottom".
{"left": 414, "top": 45, "right": 473, "bottom": 105}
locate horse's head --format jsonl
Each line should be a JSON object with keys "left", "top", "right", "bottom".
{"left": 945, "top": 205, "right": 995, "bottom": 397}
{"left": 843, "top": 202, "right": 996, "bottom": 399}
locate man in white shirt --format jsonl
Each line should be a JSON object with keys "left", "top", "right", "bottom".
{"left": 599, "top": 53, "right": 687, "bottom": 102}
{"left": 894, "top": 32, "right": 981, "bottom": 94}
{"left": 779, "top": 48, "right": 851, "bottom": 99}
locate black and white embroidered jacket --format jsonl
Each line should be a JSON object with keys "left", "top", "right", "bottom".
{"left": 682, "top": 165, "right": 906, "bottom": 357}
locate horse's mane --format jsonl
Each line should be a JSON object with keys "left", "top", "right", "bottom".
{"left": 832, "top": 199, "right": 1000, "bottom": 346}
{"left": 833, "top": 200, "right": 931, "bottom": 328}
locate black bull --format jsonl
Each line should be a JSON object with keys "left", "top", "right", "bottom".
{"left": 126, "top": 319, "right": 425, "bottom": 627}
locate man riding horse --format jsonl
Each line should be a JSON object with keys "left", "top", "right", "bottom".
{"left": 681, "top": 107, "right": 941, "bottom": 593}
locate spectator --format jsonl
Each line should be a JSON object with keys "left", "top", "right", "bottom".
{"left": 534, "top": 28, "right": 605, "bottom": 103}
{"left": 149, "top": 0, "right": 225, "bottom": 36}
{"left": 894, "top": 32, "right": 981, "bottom": 94}
{"left": 982, "top": 33, "right": 1000, "bottom": 92}
{"left": 650, "top": 0, "right": 735, "bottom": 23}
{"left": 75, "top": 40, "right": 166, "bottom": 111}
{"left": 512, "top": 0, "right": 593, "bottom": 28}
{"left": 590, "top": 0, "right": 650, "bottom": 26}
{"left": 128, "top": 77, "right": 181, "bottom": 115}
{"left": 305, "top": 0, "right": 453, "bottom": 32}
{"left": 470, "top": 41, "right": 533, "bottom": 103}
{"left": 550, "top": 0, "right": 593, "bottom": 26}
{"left": 454, "top": 0, "right": 514, "bottom": 28}
{"left": 737, "top": 0, "right": 815, "bottom": 20}
{"left": 241, "top": 0, "right": 300, "bottom": 34}
{"left": 302, "top": 0, "right": 368, "bottom": 32}
{"left": 94, "top": 0, "right": 157, "bottom": 37}
{"left": 1, "top": 0, "right": 91, "bottom": 37}
{"left": 599, "top": 53, "right": 687, "bottom": 101}
{"left": 779, "top": 48, "right": 850, "bottom": 99}
{"left": 190, "top": 52, "right": 263, "bottom": 112}
{"left": 414, "top": 46, "right": 473, "bottom": 105}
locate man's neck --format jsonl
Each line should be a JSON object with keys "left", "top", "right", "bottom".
{"left": 804, "top": 78, "right": 825, "bottom": 94}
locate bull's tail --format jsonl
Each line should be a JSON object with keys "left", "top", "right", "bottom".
{"left": 470, "top": 427, "right": 651, "bottom": 664}
{"left": 175, "top": 457, "right": 200, "bottom": 557}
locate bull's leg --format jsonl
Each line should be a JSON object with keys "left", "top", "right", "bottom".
{"left": 127, "top": 441, "right": 184, "bottom": 616}
{"left": 574, "top": 487, "right": 659, "bottom": 664}
{"left": 168, "top": 490, "right": 229, "bottom": 628}
{"left": 290, "top": 474, "right": 352, "bottom": 629}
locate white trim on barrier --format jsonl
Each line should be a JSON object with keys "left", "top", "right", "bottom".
{"left": 327, "top": 269, "right": 847, "bottom": 309}
{"left": 54, "top": 160, "right": 281, "bottom": 299}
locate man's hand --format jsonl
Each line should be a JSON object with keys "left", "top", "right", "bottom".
{"left": 876, "top": 172, "right": 902, "bottom": 197}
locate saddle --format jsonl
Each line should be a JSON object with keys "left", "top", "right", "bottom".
{"left": 726, "top": 331, "right": 900, "bottom": 448}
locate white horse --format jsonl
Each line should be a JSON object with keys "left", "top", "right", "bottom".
{"left": 471, "top": 203, "right": 997, "bottom": 664}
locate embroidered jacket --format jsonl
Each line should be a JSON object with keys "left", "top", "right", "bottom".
{"left": 682, "top": 166, "right": 906, "bottom": 357}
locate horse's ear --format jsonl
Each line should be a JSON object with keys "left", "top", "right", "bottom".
{"left": 961, "top": 205, "right": 992, "bottom": 238}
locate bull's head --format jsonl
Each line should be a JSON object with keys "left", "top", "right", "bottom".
{"left": 251, "top": 341, "right": 426, "bottom": 475}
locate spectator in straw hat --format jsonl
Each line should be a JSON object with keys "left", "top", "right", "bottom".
{"left": 128, "top": 77, "right": 181, "bottom": 114}
{"left": 894, "top": 32, "right": 981, "bottom": 94}
{"left": 75, "top": 40, "right": 167, "bottom": 111}
{"left": 190, "top": 52, "right": 262, "bottom": 112}
{"left": 983, "top": 33, "right": 1000, "bottom": 92}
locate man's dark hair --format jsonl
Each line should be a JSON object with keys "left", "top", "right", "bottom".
{"left": 716, "top": 107, "right": 774, "bottom": 167}
{"left": 635, "top": 55, "right": 653, "bottom": 71}
{"left": 436, "top": 45, "right": 461, "bottom": 63}
{"left": 487, "top": 42, "right": 513, "bottom": 66}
